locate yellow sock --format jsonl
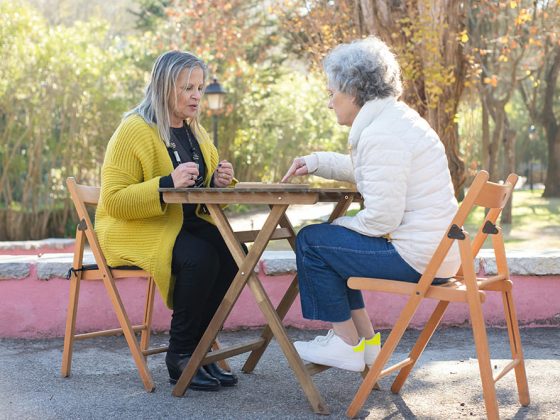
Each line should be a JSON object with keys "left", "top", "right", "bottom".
{"left": 365, "top": 332, "right": 381, "bottom": 346}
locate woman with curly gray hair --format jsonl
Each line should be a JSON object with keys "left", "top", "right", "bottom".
{"left": 282, "top": 37, "right": 460, "bottom": 372}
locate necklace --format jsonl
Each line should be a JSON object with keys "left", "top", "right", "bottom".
{"left": 185, "top": 126, "right": 201, "bottom": 162}
{"left": 169, "top": 124, "right": 200, "bottom": 165}
{"left": 169, "top": 124, "right": 204, "bottom": 188}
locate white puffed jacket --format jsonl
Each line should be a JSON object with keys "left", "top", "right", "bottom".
{"left": 303, "top": 97, "right": 461, "bottom": 278}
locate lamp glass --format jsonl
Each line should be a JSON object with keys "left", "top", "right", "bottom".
{"left": 207, "top": 93, "right": 225, "bottom": 111}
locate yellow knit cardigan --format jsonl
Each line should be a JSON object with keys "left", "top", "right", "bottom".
{"left": 95, "top": 114, "right": 220, "bottom": 308}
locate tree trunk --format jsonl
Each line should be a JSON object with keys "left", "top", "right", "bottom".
{"left": 541, "top": 45, "right": 560, "bottom": 197}
{"left": 358, "top": 0, "right": 467, "bottom": 195}
{"left": 501, "top": 119, "right": 516, "bottom": 224}
{"left": 486, "top": 96, "right": 504, "bottom": 183}
{"left": 543, "top": 125, "right": 560, "bottom": 197}
{"left": 432, "top": 109, "right": 466, "bottom": 195}
{"left": 480, "top": 96, "right": 490, "bottom": 171}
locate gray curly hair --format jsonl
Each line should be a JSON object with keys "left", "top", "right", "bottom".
{"left": 323, "top": 37, "right": 402, "bottom": 107}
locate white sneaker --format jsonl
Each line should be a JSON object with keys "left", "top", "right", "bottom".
{"left": 364, "top": 332, "right": 381, "bottom": 367}
{"left": 294, "top": 330, "right": 366, "bottom": 372}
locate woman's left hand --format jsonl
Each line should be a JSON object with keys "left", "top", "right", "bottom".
{"left": 213, "top": 160, "right": 234, "bottom": 187}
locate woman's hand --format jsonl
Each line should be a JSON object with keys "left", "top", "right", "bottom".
{"left": 213, "top": 160, "right": 234, "bottom": 187}
{"left": 281, "top": 157, "right": 308, "bottom": 183}
{"left": 171, "top": 162, "right": 199, "bottom": 188}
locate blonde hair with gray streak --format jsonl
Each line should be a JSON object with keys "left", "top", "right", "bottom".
{"left": 126, "top": 50, "right": 208, "bottom": 146}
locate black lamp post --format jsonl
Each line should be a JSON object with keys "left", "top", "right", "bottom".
{"left": 205, "top": 78, "right": 227, "bottom": 147}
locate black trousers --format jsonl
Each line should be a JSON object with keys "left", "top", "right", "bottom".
{"left": 169, "top": 218, "right": 242, "bottom": 354}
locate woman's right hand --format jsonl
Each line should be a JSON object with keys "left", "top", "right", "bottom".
{"left": 171, "top": 162, "right": 199, "bottom": 188}
{"left": 281, "top": 157, "right": 308, "bottom": 183}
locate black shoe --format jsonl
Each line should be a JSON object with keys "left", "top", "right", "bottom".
{"left": 165, "top": 351, "right": 220, "bottom": 391}
{"left": 203, "top": 362, "right": 238, "bottom": 387}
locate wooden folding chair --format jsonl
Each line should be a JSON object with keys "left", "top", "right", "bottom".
{"left": 346, "top": 170, "right": 529, "bottom": 419}
{"left": 61, "top": 177, "right": 229, "bottom": 392}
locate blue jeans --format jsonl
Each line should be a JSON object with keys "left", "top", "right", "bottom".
{"left": 296, "top": 223, "right": 427, "bottom": 323}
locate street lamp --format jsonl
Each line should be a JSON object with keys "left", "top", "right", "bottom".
{"left": 205, "top": 78, "right": 227, "bottom": 147}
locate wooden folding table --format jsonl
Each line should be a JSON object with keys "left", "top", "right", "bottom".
{"left": 160, "top": 185, "right": 360, "bottom": 414}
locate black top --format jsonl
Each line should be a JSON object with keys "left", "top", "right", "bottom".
{"left": 160, "top": 124, "right": 207, "bottom": 224}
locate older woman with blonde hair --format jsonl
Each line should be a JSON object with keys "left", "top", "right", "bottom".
{"left": 96, "top": 51, "right": 238, "bottom": 390}
{"left": 282, "top": 37, "right": 461, "bottom": 372}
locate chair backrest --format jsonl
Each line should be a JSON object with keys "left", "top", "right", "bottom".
{"left": 71, "top": 183, "right": 100, "bottom": 206}
{"left": 415, "top": 170, "right": 518, "bottom": 291}
{"left": 66, "top": 177, "right": 99, "bottom": 230}
{"left": 66, "top": 177, "right": 110, "bottom": 269}
{"left": 468, "top": 173, "right": 518, "bottom": 258}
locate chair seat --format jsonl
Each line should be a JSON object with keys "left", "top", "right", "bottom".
{"left": 347, "top": 276, "right": 506, "bottom": 303}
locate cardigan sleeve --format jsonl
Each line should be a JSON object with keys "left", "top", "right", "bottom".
{"left": 100, "top": 118, "right": 168, "bottom": 220}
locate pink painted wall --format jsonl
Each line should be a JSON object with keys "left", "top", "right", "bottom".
{"left": 228, "top": 273, "right": 560, "bottom": 330}
{"left": 1, "top": 268, "right": 559, "bottom": 338}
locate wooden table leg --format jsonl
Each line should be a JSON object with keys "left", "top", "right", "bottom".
{"left": 172, "top": 204, "right": 287, "bottom": 397}
{"left": 242, "top": 275, "right": 299, "bottom": 373}
{"left": 243, "top": 206, "right": 332, "bottom": 414}
{"left": 242, "top": 207, "right": 299, "bottom": 373}
{"left": 328, "top": 194, "right": 355, "bottom": 223}
{"left": 246, "top": 273, "right": 329, "bottom": 414}
{"left": 222, "top": 203, "right": 328, "bottom": 413}
{"left": 244, "top": 195, "right": 355, "bottom": 373}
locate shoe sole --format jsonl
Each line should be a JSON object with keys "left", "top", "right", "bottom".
{"left": 218, "top": 381, "right": 238, "bottom": 387}
{"left": 296, "top": 350, "right": 365, "bottom": 372}
{"left": 168, "top": 378, "right": 220, "bottom": 391}
{"left": 201, "top": 366, "right": 238, "bottom": 387}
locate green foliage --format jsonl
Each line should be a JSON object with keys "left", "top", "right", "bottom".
{"left": 458, "top": 91, "right": 548, "bottom": 179}
{"left": 463, "top": 189, "right": 560, "bottom": 249}
{"left": 131, "top": 0, "right": 171, "bottom": 31}
{"left": 0, "top": 1, "right": 351, "bottom": 238}
{"left": 211, "top": 65, "right": 348, "bottom": 182}
{"left": 4, "top": 0, "right": 555, "bottom": 240}
{"left": 0, "top": 1, "right": 151, "bottom": 238}
{"left": 346, "top": 189, "right": 560, "bottom": 250}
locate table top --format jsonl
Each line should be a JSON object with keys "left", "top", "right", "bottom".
{"left": 159, "top": 186, "right": 361, "bottom": 205}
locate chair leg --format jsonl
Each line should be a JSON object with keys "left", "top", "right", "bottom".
{"left": 470, "top": 313, "right": 499, "bottom": 419}
{"left": 102, "top": 274, "right": 155, "bottom": 392}
{"left": 61, "top": 271, "right": 81, "bottom": 377}
{"left": 212, "top": 340, "right": 232, "bottom": 372}
{"left": 347, "top": 296, "right": 423, "bottom": 418}
{"left": 391, "top": 300, "right": 449, "bottom": 393}
{"left": 502, "top": 289, "right": 530, "bottom": 406}
{"left": 140, "top": 277, "right": 156, "bottom": 359}
{"left": 459, "top": 237, "right": 500, "bottom": 420}
{"left": 62, "top": 227, "right": 86, "bottom": 377}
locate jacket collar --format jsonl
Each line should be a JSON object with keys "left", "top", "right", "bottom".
{"left": 348, "top": 96, "right": 397, "bottom": 146}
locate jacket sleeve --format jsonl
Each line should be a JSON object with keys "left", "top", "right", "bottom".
{"left": 304, "top": 151, "right": 356, "bottom": 183}
{"left": 100, "top": 121, "right": 167, "bottom": 220}
{"left": 331, "top": 132, "right": 411, "bottom": 236}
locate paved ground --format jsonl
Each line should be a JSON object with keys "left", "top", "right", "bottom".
{"left": 227, "top": 202, "right": 342, "bottom": 231}
{"left": 1, "top": 327, "right": 559, "bottom": 419}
